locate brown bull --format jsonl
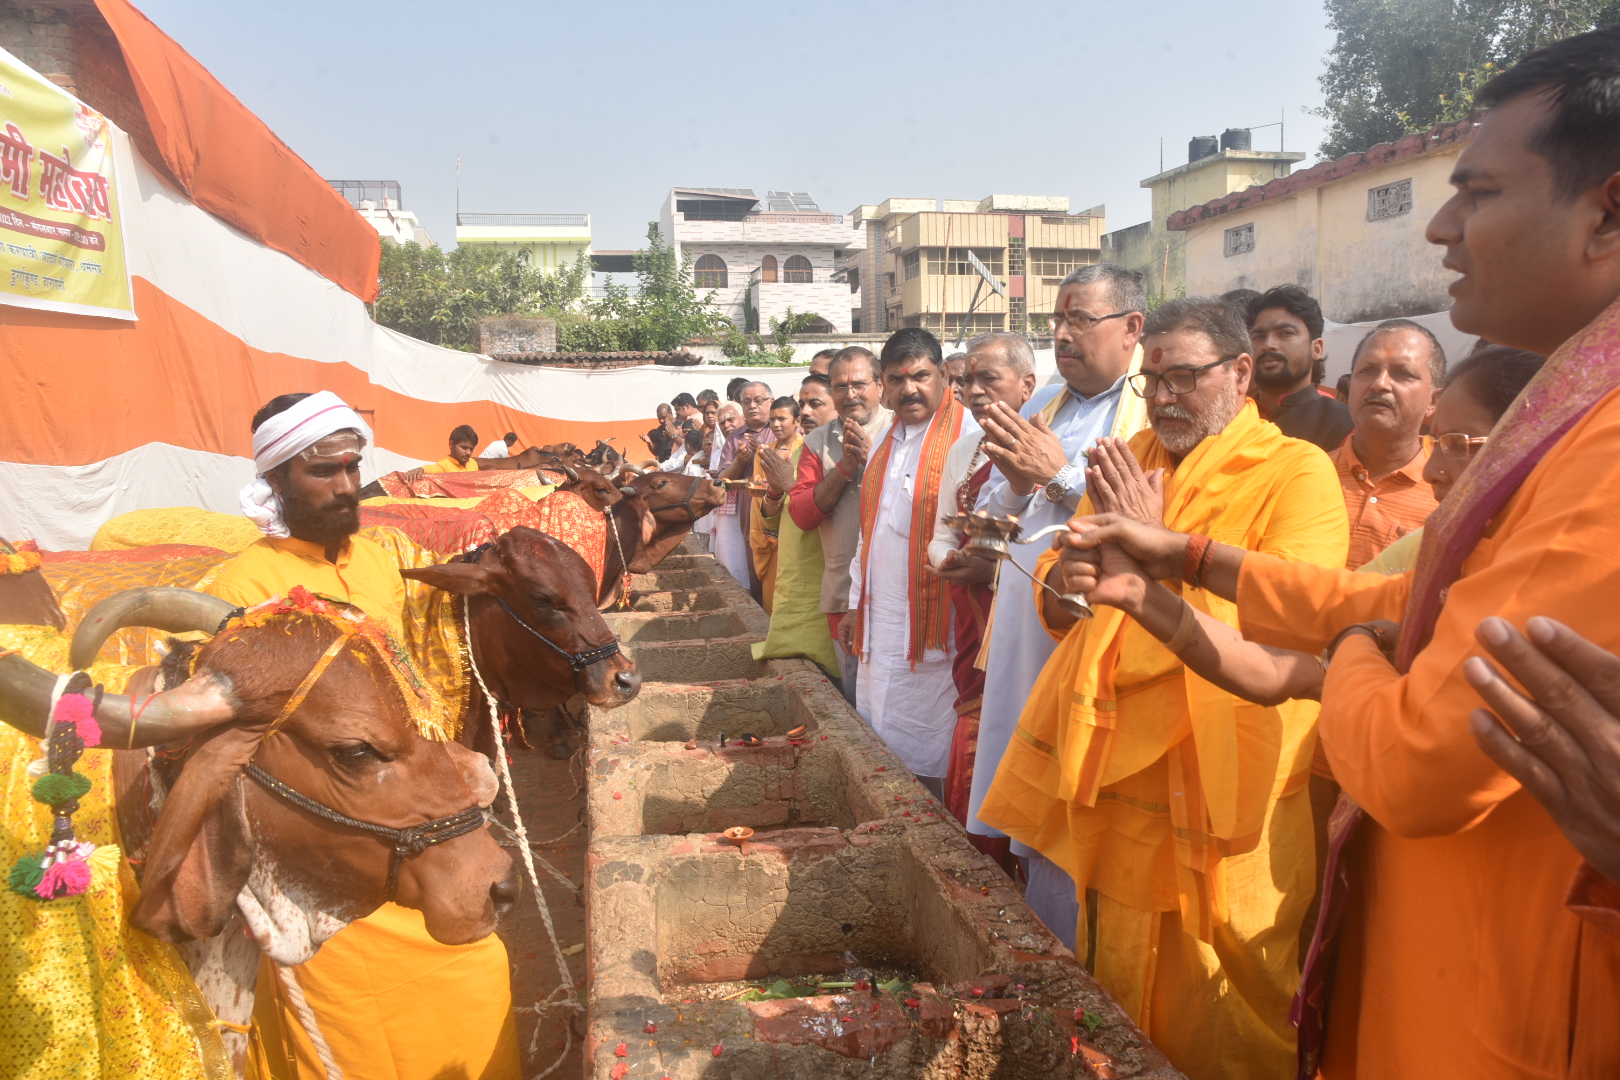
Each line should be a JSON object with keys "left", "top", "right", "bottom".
{"left": 591, "top": 470, "right": 728, "bottom": 607}
{"left": 0, "top": 588, "right": 514, "bottom": 1073}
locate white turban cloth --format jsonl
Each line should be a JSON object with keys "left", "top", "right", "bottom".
{"left": 238, "top": 391, "right": 373, "bottom": 538}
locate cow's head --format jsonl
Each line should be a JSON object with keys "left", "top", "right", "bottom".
{"left": 0, "top": 538, "right": 65, "bottom": 631}
{"left": 40, "top": 588, "right": 516, "bottom": 961}
{"left": 624, "top": 470, "right": 727, "bottom": 572}
{"left": 400, "top": 526, "right": 640, "bottom": 714}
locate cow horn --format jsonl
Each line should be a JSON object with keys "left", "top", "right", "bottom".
{"left": 0, "top": 650, "right": 237, "bottom": 746}
{"left": 559, "top": 461, "right": 580, "bottom": 484}
{"left": 71, "top": 587, "right": 238, "bottom": 671}
{"left": 618, "top": 485, "right": 638, "bottom": 498}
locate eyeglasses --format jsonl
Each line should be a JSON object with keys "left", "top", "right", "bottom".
{"left": 831, "top": 380, "right": 873, "bottom": 394}
{"left": 1127, "top": 356, "right": 1238, "bottom": 399}
{"left": 1434, "top": 432, "right": 1489, "bottom": 460}
{"left": 1048, "top": 310, "right": 1129, "bottom": 334}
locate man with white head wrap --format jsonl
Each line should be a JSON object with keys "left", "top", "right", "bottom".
{"left": 209, "top": 391, "right": 522, "bottom": 1079}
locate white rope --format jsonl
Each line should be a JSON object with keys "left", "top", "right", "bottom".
{"left": 462, "top": 598, "right": 583, "bottom": 1080}
{"left": 605, "top": 506, "right": 631, "bottom": 609}
{"left": 276, "top": 962, "right": 345, "bottom": 1079}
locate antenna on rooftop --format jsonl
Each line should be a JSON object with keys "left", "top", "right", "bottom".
{"left": 955, "top": 250, "right": 1007, "bottom": 347}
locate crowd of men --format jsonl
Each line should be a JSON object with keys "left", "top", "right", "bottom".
{"left": 639, "top": 28, "right": 1620, "bottom": 1080}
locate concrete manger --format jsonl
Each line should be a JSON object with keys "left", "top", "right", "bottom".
{"left": 586, "top": 539, "right": 1184, "bottom": 1080}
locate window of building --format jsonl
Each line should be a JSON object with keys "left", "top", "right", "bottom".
{"left": 1367, "top": 178, "right": 1414, "bottom": 221}
{"left": 918, "top": 247, "right": 1005, "bottom": 277}
{"left": 904, "top": 251, "right": 922, "bottom": 281}
{"left": 784, "top": 255, "right": 813, "bottom": 283}
{"left": 852, "top": 314, "right": 862, "bottom": 333}
{"left": 694, "top": 254, "right": 728, "bottom": 288}
{"left": 1224, "top": 223, "right": 1255, "bottom": 257}
{"left": 760, "top": 255, "right": 777, "bottom": 283}
{"left": 1028, "top": 248, "right": 1095, "bottom": 277}
{"left": 946, "top": 313, "right": 1004, "bottom": 337}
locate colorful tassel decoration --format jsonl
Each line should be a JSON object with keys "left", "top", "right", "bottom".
{"left": 9, "top": 678, "right": 103, "bottom": 902}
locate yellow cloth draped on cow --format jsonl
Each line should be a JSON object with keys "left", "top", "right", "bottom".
{"left": 0, "top": 624, "right": 231, "bottom": 1080}
{"left": 204, "top": 538, "right": 520, "bottom": 1080}
{"left": 979, "top": 402, "right": 1348, "bottom": 1080}
{"left": 752, "top": 443, "right": 839, "bottom": 674}
{"left": 91, "top": 506, "right": 264, "bottom": 554}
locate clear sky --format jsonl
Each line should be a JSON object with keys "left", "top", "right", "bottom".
{"left": 137, "top": 0, "right": 1337, "bottom": 252}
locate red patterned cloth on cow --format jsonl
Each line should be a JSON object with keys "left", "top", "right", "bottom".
{"left": 376, "top": 468, "right": 546, "bottom": 499}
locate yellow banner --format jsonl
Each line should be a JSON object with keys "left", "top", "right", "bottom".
{"left": 0, "top": 46, "right": 134, "bottom": 321}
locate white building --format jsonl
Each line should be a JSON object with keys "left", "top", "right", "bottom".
{"left": 328, "top": 180, "right": 433, "bottom": 246}
{"left": 659, "top": 188, "right": 860, "bottom": 333}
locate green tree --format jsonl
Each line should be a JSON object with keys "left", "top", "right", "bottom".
{"left": 716, "top": 306, "right": 823, "bottom": 365}
{"left": 1314, "top": 0, "right": 1620, "bottom": 159}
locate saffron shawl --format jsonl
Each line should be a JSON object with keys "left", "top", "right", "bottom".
{"left": 853, "top": 395, "right": 966, "bottom": 663}
{"left": 1292, "top": 295, "right": 1620, "bottom": 1079}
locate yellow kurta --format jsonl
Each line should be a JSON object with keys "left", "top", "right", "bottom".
{"left": 205, "top": 533, "right": 518, "bottom": 1080}
{"left": 423, "top": 456, "right": 479, "bottom": 474}
{"left": 752, "top": 443, "right": 840, "bottom": 674}
{"left": 980, "top": 403, "right": 1348, "bottom": 1080}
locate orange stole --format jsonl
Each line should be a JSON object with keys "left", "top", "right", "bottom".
{"left": 852, "top": 395, "right": 965, "bottom": 663}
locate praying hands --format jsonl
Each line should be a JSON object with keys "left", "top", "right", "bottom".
{"left": 979, "top": 400, "right": 1068, "bottom": 496}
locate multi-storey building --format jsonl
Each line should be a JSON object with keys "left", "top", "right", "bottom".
{"left": 659, "top": 188, "right": 857, "bottom": 333}
{"left": 1102, "top": 129, "right": 1304, "bottom": 300}
{"left": 328, "top": 180, "right": 434, "bottom": 247}
{"left": 455, "top": 213, "right": 592, "bottom": 273}
{"left": 845, "top": 196, "right": 1106, "bottom": 339}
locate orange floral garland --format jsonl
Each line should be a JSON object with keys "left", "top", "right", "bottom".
{"left": 1, "top": 550, "right": 42, "bottom": 576}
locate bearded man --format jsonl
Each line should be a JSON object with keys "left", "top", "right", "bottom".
{"left": 213, "top": 391, "right": 519, "bottom": 1080}
{"left": 837, "top": 329, "right": 971, "bottom": 796}
{"left": 979, "top": 298, "right": 1348, "bottom": 1080}
{"left": 790, "top": 347, "right": 893, "bottom": 701}
{"left": 1247, "top": 285, "right": 1353, "bottom": 452}
{"left": 715, "top": 381, "right": 775, "bottom": 593}
{"left": 967, "top": 264, "right": 1149, "bottom": 944}
{"left": 926, "top": 332, "right": 1037, "bottom": 853}
{"left": 1056, "top": 29, "right": 1620, "bottom": 1078}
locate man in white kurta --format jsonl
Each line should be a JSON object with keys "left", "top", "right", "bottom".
{"left": 842, "top": 329, "right": 969, "bottom": 797}
{"left": 970, "top": 266, "right": 1150, "bottom": 946}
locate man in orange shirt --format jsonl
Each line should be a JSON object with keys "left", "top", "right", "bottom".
{"left": 1051, "top": 28, "right": 1620, "bottom": 1078}
{"left": 1329, "top": 320, "right": 1444, "bottom": 568}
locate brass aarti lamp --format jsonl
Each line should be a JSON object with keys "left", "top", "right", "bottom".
{"left": 945, "top": 512, "right": 1092, "bottom": 620}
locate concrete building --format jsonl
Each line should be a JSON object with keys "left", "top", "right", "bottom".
{"left": 659, "top": 188, "right": 856, "bottom": 333}
{"left": 847, "top": 195, "right": 1104, "bottom": 339}
{"left": 1102, "top": 130, "right": 1304, "bottom": 301}
{"left": 455, "top": 212, "right": 591, "bottom": 273}
{"left": 1169, "top": 119, "right": 1474, "bottom": 324}
{"left": 328, "top": 180, "right": 434, "bottom": 247}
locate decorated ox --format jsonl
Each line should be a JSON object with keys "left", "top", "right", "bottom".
{"left": 590, "top": 470, "right": 728, "bottom": 608}
{"left": 0, "top": 539, "right": 64, "bottom": 630}
{"left": 1, "top": 588, "right": 514, "bottom": 1074}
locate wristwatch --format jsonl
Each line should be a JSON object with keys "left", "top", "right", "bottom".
{"left": 1042, "top": 462, "right": 1081, "bottom": 506}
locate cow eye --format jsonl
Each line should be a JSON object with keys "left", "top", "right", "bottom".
{"left": 332, "top": 742, "right": 381, "bottom": 767}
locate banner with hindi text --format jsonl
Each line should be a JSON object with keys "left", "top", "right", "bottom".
{"left": 0, "top": 46, "right": 134, "bottom": 320}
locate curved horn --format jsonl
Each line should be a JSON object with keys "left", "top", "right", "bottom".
{"left": 618, "top": 485, "right": 638, "bottom": 498}
{"left": 559, "top": 460, "right": 580, "bottom": 484}
{"left": 71, "top": 587, "right": 238, "bottom": 671}
{"left": 0, "top": 651, "right": 237, "bottom": 746}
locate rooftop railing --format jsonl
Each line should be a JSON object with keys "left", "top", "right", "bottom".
{"left": 457, "top": 213, "right": 589, "bottom": 228}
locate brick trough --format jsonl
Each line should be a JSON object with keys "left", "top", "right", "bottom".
{"left": 582, "top": 538, "right": 1185, "bottom": 1080}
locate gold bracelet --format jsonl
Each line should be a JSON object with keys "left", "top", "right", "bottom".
{"left": 1162, "top": 599, "right": 1199, "bottom": 655}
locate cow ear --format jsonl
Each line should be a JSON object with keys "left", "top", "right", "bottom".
{"left": 132, "top": 725, "right": 256, "bottom": 943}
{"left": 399, "top": 561, "right": 497, "bottom": 595}
{"left": 636, "top": 498, "right": 656, "bottom": 546}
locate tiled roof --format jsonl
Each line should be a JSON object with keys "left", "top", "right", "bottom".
{"left": 494, "top": 350, "right": 703, "bottom": 370}
{"left": 1167, "top": 119, "right": 1475, "bottom": 231}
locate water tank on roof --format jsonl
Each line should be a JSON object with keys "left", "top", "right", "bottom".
{"left": 1220, "top": 127, "right": 1252, "bottom": 152}
{"left": 1188, "top": 136, "right": 1219, "bottom": 163}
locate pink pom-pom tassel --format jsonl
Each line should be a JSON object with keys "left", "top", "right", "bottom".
{"left": 35, "top": 856, "right": 92, "bottom": 899}
{"left": 54, "top": 694, "right": 92, "bottom": 724}
{"left": 73, "top": 717, "right": 102, "bottom": 748}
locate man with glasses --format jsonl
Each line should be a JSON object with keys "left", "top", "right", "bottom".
{"left": 962, "top": 264, "right": 1150, "bottom": 944}
{"left": 715, "top": 380, "right": 777, "bottom": 595}
{"left": 789, "top": 347, "right": 893, "bottom": 700}
{"left": 1330, "top": 321, "right": 1446, "bottom": 570}
{"left": 1246, "top": 284, "right": 1354, "bottom": 452}
{"left": 979, "top": 297, "right": 1348, "bottom": 1079}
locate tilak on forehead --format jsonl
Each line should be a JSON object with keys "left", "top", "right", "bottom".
{"left": 239, "top": 390, "right": 372, "bottom": 539}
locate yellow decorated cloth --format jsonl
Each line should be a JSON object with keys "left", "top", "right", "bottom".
{"left": 753, "top": 443, "right": 838, "bottom": 673}
{"left": 92, "top": 506, "right": 263, "bottom": 554}
{"left": 361, "top": 526, "right": 471, "bottom": 740}
{"left": 979, "top": 403, "right": 1348, "bottom": 1080}
{"left": 423, "top": 456, "right": 479, "bottom": 474}
{"left": 0, "top": 625, "right": 230, "bottom": 1080}
{"left": 208, "top": 535, "right": 407, "bottom": 643}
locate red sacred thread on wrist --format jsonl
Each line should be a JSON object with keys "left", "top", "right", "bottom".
{"left": 836, "top": 460, "right": 855, "bottom": 480}
{"left": 1183, "top": 534, "right": 1212, "bottom": 588}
